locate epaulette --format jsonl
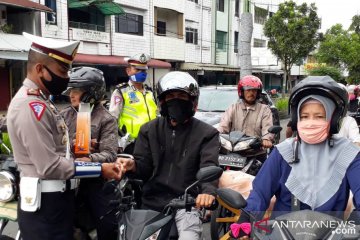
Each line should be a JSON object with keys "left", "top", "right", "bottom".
{"left": 27, "top": 88, "right": 40, "bottom": 96}
{"left": 116, "top": 82, "right": 129, "bottom": 90}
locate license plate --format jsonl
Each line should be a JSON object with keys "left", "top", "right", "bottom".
{"left": 218, "top": 154, "right": 246, "bottom": 167}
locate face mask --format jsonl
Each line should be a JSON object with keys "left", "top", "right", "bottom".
{"left": 130, "top": 71, "right": 147, "bottom": 83}
{"left": 162, "top": 98, "right": 194, "bottom": 124}
{"left": 41, "top": 66, "right": 70, "bottom": 95}
{"left": 297, "top": 119, "right": 330, "bottom": 144}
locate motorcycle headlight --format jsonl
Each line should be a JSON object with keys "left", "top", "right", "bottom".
{"left": 220, "top": 137, "right": 232, "bottom": 151}
{"left": 233, "top": 139, "right": 254, "bottom": 152}
{"left": 145, "top": 229, "right": 161, "bottom": 240}
{"left": 0, "top": 171, "right": 16, "bottom": 203}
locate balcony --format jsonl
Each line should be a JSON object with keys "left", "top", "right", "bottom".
{"left": 154, "top": 35, "right": 184, "bottom": 61}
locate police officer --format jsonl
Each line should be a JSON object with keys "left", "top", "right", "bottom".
{"left": 61, "top": 67, "right": 118, "bottom": 240}
{"left": 6, "top": 33, "right": 122, "bottom": 240}
{"left": 109, "top": 53, "right": 157, "bottom": 153}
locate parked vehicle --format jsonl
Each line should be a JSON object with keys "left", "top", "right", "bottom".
{"left": 194, "top": 86, "right": 280, "bottom": 143}
{"left": 107, "top": 165, "right": 223, "bottom": 240}
{"left": 0, "top": 132, "right": 21, "bottom": 240}
{"left": 218, "top": 126, "right": 282, "bottom": 174}
{"left": 214, "top": 188, "right": 360, "bottom": 240}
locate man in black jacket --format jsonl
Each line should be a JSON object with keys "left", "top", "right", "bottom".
{"left": 118, "top": 71, "right": 219, "bottom": 239}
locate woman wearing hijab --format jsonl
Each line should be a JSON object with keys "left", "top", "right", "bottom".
{"left": 233, "top": 76, "right": 360, "bottom": 239}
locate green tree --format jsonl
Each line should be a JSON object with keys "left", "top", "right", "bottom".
{"left": 306, "top": 65, "right": 342, "bottom": 81}
{"left": 264, "top": 1, "right": 321, "bottom": 95}
{"left": 316, "top": 24, "right": 360, "bottom": 84}
{"left": 349, "top": 14, "right": 360, "bottom": 34}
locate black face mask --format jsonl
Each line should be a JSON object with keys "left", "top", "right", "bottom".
{"left": 162, "top": 98, "right": 194, "bottom": 124}
{"left": 40, "top": 66, "right": 70, "bottom": 95}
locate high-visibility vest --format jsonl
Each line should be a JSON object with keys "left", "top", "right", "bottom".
{"left": 118, "top": 86, "right": 157, "bottom": 139}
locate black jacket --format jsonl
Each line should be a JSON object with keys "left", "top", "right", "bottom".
{"left": 132, "top": 116, "right": 220, "bottom": 211}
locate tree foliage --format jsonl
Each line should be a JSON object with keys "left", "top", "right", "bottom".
{"left": 316, "top": 23, "right": 360, "bottom": 84}
{"left": 306, "top": 65, "right": 342, "bottom": 82}
{"left": 349, "top": 14, "right": 360, "bottom": 34}
{"left": 264, "top": 0, "right": 321, "bottom": 93}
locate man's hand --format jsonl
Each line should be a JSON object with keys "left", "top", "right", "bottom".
{"left": 90, "top": 139, "right": 99, "bottom": 153}
{"left": 196, "top": 194, "right": 215, "bottom": 209}
{"left": 117, "top": 157, "right": 136, "bottom": 173}
{"left": 262, "top": 139, "right": 273, "bottom": 149}
{"left": 101, "top": 162, "right": 122, "bottom": 180}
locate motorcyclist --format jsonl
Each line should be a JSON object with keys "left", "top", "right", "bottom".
{"left": 61, "top": 67, "right": 118, "bottom": 240}
{"left": 108, "top": 53, "right": 157, "bottom": 154}
{"left": 348, "top": 84, "right": 359, "bottom": 112}
{"left": 217, "top": 75, "right": 273, "bottom": 158}
{"left": 233, "top": 76, "right": 360, "bottom": 239}
{"left": 118, "top": 71, "right": 219, "bottom": 239}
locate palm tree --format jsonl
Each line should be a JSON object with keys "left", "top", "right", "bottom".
{"left": 349, "top": 15, "right": 360, "bottom": 34}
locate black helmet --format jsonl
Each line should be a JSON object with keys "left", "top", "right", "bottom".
{"left": 157, "top": 71, "right": 199, "bottom": 116}
{"left": 289, "top": 76, "right": 348, "bottom": 134}
{"left": 64, "top": 67, "right": 106, "bottom": 104}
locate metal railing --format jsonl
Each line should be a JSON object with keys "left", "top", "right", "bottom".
{"left": 69, "top": 21, "right": 105, "bottom": 32}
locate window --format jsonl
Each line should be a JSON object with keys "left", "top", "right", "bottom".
{"left": 234, "top": 31, "right": 239, "bottom": 53}
{"left": 217, "top": 0, "right": 224, "bottom": 12}
{"left": 186, "top": 28, "right": 198, "bottom": 45}
{"left": 253, "top": 38, "right": 266, "bottom": 48}
{"left": 235, "top": 0, "right": 240, "bottom": 17}
{"left": 45, "top": 0, "right": 56, "bottom": 24}
{"left": 216, "top": 31, "right": 227, "bottom": 51}
{"left": 157, "top": 21, "right": 166, "bottom": 35}
{"left": 69, "top": 7, "right": 105, "bottom": 31}
{"left": 188, "top": 0, "right": 198, "bottom": 3}
{"left": 254, "top": 6, "right": 268, "bottom": 25}
{"left": 115, "top": 13, "right": 143, "bottom": 36}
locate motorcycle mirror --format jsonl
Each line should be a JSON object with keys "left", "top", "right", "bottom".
{"left": 267, "top": 126, "right": 282, "bottom": 134}
{"left": 216, "top": 188, "right": 247, "bottom": 209}
{"left": 196, "top": 166, "right": 223, "bottom": 183}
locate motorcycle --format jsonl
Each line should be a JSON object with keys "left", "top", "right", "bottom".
{"left": 215, "top": 188, "right": 360, "bottom": 240}
{"left": 210, "top": 126, "right": 282, "bottom": 240}
{"left": 218, "top": 125, "right": 282, "bottom": 175}
{"left": 106, "top": 165, "right": 223, "bottom": 240}
{"left": 0, "top": 132, "right": 21, "bottom": 240}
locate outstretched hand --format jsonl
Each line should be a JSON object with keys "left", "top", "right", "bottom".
{"left": 101, "top": 162, "right": 123, "bottom": 180}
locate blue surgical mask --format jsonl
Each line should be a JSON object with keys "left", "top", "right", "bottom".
{"left": 130, "top": 71, "right": 147, "bottom": 83}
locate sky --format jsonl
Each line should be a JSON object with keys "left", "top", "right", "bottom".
{"left": 294, "top": 0, "right": 360, "bottom": 32}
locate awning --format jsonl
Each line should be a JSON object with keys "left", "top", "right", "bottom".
{"left": 0, "top": 0, "right": 53, "bottom": 12}
{"left": 74, "top": 53, "right": 171, "bottom": 69}
{"left": 68, "top": 0, "right": 125, "bottom": 15}
{"left": 180, "top": 63, "right": 240, "bottom": 72}
{"left": 0, "top": 33, "right": 32, "bottom": 60}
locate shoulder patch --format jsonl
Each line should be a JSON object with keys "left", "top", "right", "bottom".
{"left": 29, "top": 101, "right": 46, "bottom": 121}
{"left": 116, "top": 82, "right": 128, "bottom": 90}
{"left": 114, "top": 96, "right": 122, "bottom": 105}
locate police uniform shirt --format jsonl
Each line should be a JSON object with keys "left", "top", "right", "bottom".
{"left": 7, "top": 79, "right": 74, "bottom": 179}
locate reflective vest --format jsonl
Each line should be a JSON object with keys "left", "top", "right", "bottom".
{"left": 118, "top": 86, "right": 157, "bottom": 139}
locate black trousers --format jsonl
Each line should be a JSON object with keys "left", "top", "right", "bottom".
{"left": 75, "top": 178, "right": 118, "bottom": 240}
{"left": 18, "top": 190, "right": 75, "bottom": 240}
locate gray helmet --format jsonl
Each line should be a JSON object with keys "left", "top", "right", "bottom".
{"left": 64, "top": 67, "right": 106, "bottom": 104}
{"left": 157, "top": 71, "right": 199, "bottom": 116}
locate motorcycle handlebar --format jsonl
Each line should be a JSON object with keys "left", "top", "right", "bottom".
{"left": 167, "top": 196, "right": 218, "bottom": 211}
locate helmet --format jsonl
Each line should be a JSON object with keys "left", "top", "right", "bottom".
{"left": 64, "top": 67, "right": 106, "bottom": 104}
{"left": 289, "top": 76, "right": 348, "bottom": 134}
{"left": 238, "top": 75, "right": 263, "bottom": 99}
{"left": 157, "top": 71, "right": 199, "bottom": 115}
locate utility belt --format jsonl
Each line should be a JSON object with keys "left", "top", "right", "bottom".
{"left": 19, "top": 177, "right": 79, "bottom": 212}
{"left": 41, "top": 179, "right": 79, "bottom": 193}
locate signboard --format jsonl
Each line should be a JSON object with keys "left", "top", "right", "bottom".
{"left": 71, "top": 28, "right": 110, "bottom": 43}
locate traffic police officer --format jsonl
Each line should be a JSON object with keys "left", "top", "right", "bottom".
{"left": 61, "top": 67, "right": 118, "bottom": 240}
{"left": 6, "top": 33, "right": 122, "bottom": 240}
{"left": 109, "top": 53, "right": 157, "bottom": 153}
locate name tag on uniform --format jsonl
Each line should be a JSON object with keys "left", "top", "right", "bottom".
{"left": 128, "top": 92, "right": 139, "bottom": 104}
